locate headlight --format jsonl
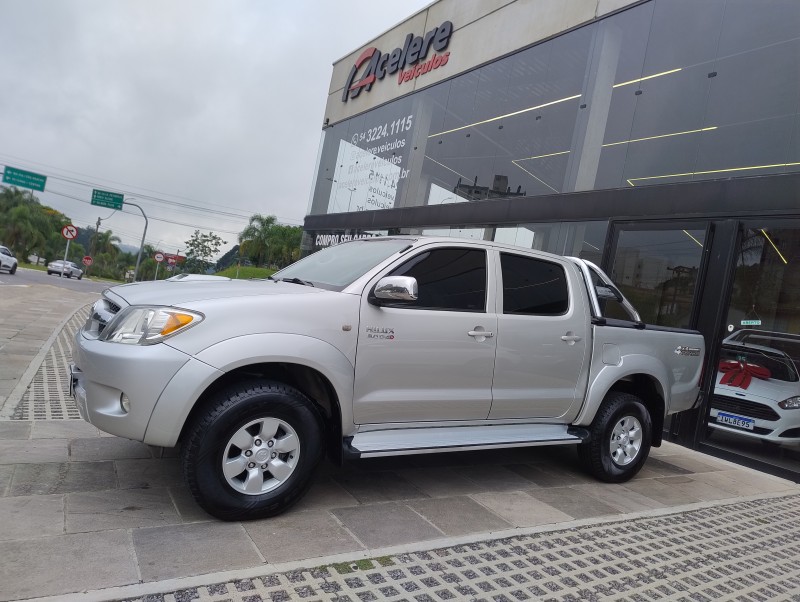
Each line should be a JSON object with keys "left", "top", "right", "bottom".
{"left": 778, "top": 396, "right": 800, "bottom": 410}
{"left": 99, "top": 306, "right": 203, "bottom": 345}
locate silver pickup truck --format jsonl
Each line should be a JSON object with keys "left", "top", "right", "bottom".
{"left": 71, "top": 236, "right": 704, "bottom": 520}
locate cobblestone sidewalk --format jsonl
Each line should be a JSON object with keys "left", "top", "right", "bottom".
{"left": 121, "top": 494, "right": 800, "bottom": 602}
{"left": 11, "top": 304, "right": 90, "bottom": 420}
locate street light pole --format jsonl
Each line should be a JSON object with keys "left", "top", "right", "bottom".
{"left": 125, "top": 199, "right": 148, "bottom": 282}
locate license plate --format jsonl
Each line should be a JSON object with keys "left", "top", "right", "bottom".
{"left": 68, "top": 364, "right": 78, "bottom": 398}
{"left": 716, "top": 411, "right": 754, "bottom": 430}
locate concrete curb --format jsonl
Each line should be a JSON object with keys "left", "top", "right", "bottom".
{"left": 20, "top": 488, "right": 800, "bottom": 602}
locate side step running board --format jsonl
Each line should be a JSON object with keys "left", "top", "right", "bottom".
{"left": 346, "top": 424, "right": 586, "bottom": 459}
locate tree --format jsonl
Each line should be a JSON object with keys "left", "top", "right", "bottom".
{"left": 0, "top": 186, "right": 70, "bottom": 262}
{"left": 269, "top": 224, "right": 303, "bottom": 268}
{"left": 239, "top": 214, "right": 276, "bottom": 267}
{"left": 185, "top": 230, "right": 226, "bottom": 274}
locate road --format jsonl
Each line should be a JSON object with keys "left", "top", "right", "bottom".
{"left": 0, "top": 266, "right": 112, "bottom": 295}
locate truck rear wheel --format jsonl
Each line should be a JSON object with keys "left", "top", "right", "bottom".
{"left": 181, "top": 380, "right": 323, "bottom": 521}
{"left": 579, "top": 392, "right": 652, "bottom": 483}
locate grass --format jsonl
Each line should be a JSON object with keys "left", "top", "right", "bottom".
{"left": 215, "top": 265, "right": 275, "bottom": 279}
{"left": 21, "top": 262, "right": 47, "bottom": 272}
{"left": 330, "top": 558, "right": 386, "bottom": 574}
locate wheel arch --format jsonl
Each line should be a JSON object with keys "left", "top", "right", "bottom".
{"left": 143, "top": 333, "right": 355, "bottom": 455}
{"left": 179, "top": 362, "right": 345, "bottom": 463}
{"left": 606, "top": 374, "right": 665, "bottom": 446}
{"left": 576, "top": 358, "right": 669, "bottom": 446}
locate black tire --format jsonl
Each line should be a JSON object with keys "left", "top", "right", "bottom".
{"left": 77, "top": 274, "right": 82, "bottom": 280}
{"left": 181, "top": 380, "right": 324, "bottom": 521}
{"left": 578, "top": 392, "right": 652, "bottom": 483}
{"left": 9, "top": 264, "right": 16, "bottom": 275}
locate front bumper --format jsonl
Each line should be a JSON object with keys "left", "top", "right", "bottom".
{"left": 708, "top": 398, "right": 800, "bottom": 443}
{"left": 71, "top": 330, "right": 192, "bottom": 442}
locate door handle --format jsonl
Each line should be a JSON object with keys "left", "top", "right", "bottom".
{"left": 561, "top": 333, "right": 582, "bottom": 343}
{"left": 468, "top": 330, "right": 494, "bottom": 338}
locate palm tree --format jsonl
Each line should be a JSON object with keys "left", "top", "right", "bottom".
{"left": 94, "top": 229, "right": 121, "bottom": 256}
{"left": 4, "top": 204, "right": 46, "bottom": 257}
{"left": 239, "top": 214, "right": 277, "bottom": 267}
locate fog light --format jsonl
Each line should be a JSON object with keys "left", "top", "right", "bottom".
{"left": 120, "top": 393, "right": 131, "bottom": 414}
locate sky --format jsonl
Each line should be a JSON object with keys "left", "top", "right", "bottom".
{"left": 0, "top": 0, "right": 432, "bottom": 256}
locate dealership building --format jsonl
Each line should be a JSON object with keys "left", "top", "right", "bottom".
{"left": 303, "top": 0, "right": 800, "bottom": 479}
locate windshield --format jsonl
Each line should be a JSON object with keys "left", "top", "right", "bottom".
{"left": 719, "top": 345, "right": 799, "bottom": 382}
{"left": 272, "top": 239, "right": 411, "bottom": 291}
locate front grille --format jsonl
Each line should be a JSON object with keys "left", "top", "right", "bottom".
{"left": 84, "top": 298, "right": 121, "bottom": 336}
{"left": 712, "top": 395, "right": 781, "bottom": 421}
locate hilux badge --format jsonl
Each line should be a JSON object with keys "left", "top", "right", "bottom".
{"left": 366, "top": 326, "right": 395, "bottom": 340}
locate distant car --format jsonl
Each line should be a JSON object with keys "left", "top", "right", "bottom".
{"left": 709, "top": 330, "right": 800, "bottom": 444}
{"left": 0, "top": 245, "right": 17, "bottom": 275}
{"left": 47, "top": 260, "right": 83, "bottom": 279}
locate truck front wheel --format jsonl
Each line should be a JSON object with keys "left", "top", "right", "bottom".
{"left": 181, "top": 380, "right": 323, "bottom": 521}
{"left": 579, "top": 392, "right": 652, "bottom": 483}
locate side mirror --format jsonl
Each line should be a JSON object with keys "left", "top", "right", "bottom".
{"left": 370, "top": 276, "right": 418, "bottom": 306}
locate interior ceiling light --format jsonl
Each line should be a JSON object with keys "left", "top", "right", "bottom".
{"left": 613, "top": 68, "right": 682, "bottom": 88}
{"left": 423, "top": 155, "right": 471, "bottom": 181}
{"left": 513, "top": 150, "right": 571, "bottom": 162}
{"left": 427, "top": 94, "right": 581, "bottom": 138}
{"left": 510, "top": 161, "right": 559, "bottom": 194}
{"left": 683, "top": 230, "right": 704, "bottom": 248}
{"left": 761, "top": 229, "right": 789, "bottom": 264}
{"left": 603, "top": 127, "right": 716, "bottom": 148}
{"left": 509, "top": 126, "right": 715, "bottom": 179}
{"left": 626, "top": 161, "right": 800, "bottom": 187}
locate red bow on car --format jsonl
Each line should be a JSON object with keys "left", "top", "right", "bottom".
{"left": 718, "top": 360, "right": 771, "bottom": 389}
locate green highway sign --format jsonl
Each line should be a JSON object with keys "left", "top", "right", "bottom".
{"left": 2, "top": 166, "right": 47, "bottom": 191}
{"left": 91, "top": 189, "right": 124, "bottom": 210}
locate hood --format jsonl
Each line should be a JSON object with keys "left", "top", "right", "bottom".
{"left": 106, "top": 278, "right": 322, "bottom": 307}
{"left": 715, "top": 369, "right": 800, "bottom": 404}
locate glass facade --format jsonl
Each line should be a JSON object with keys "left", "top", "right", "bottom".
{"left": 306, "top": 0, "right": 800, "bottom": 481}
{"left": 310, "top": 0, "right": 800, "bottom": 223}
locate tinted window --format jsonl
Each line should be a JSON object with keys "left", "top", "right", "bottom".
{"left": 501, "top": 253, "right": 568, "bottom": 315}
{"left": 390, "top": 248, "right": 486, "bottom": 311}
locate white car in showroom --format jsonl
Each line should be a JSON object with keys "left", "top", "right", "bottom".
{"left": 709, "top": 330, "right": 800, "bottom": 444}
{"left": 47, "top": 260, "right": 83, "bottom": 279}
{"left": 0, "top": 245, "right": 17, "bottom": 274}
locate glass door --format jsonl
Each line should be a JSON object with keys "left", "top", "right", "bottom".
{"left": 703, "top": 221, "right": 800, "bottom": 474}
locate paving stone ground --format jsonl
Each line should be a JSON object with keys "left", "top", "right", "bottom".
{"left": 11, "top": 304, "right": 90, "bottom": 420}
{"left": 118, "top": 495, "right": 800, "bottom": 602}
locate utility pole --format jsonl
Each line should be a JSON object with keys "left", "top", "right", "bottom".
{"left": 87, "top": 216, "right": 101, "bottom": 276}
{"left": 125, "top": 200, "right": 148, "bottom": 282}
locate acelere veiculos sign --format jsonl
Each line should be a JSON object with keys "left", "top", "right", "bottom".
{"left": 342, "top": 21, "right": 454, "bottom": 102}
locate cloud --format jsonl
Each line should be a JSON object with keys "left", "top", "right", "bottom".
{"left": 0, "top": 0, "right": 430, "bottom": 253}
